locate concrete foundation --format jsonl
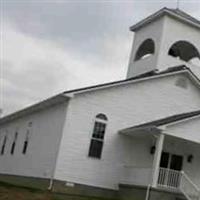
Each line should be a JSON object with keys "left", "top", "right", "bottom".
{"left": 52, "top": 179, "right": 119, "bottom": 199}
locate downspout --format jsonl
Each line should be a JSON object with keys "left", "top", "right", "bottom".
{"left": 48, "top": 179, "right": 54, "bottom": 191}
{"left": 48, "top": 94, "right": 73, "bottom": 191}
{"left": 145, "top": 184, "right": 151, "bottom": 200}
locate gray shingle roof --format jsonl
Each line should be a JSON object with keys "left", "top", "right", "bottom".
{"left": 120, "top": 110, "right": 200, "bottom": 133}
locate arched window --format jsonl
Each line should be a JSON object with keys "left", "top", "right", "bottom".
{"left": 11, "top": 132, "right": 18, "bottom": 155}
{"left": 168, "top": 41, "right": 200, "bottom": 65}
{"left": 88, "top": 113, "right": 108, "bottom": 159}
{"left": 135, "top": 39, "right": 155, "bottom": 61}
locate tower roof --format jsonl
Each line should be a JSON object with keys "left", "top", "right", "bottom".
{"left": 130, "top": 7, "right": 200, "bottom": 31}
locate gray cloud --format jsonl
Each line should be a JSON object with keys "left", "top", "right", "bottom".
{"left": 1, "top": 0, "right": 200, "bottom": 116}
{"left": 1, "top": 22, "right": 130, "bottom": 115}
{"left": 2, "top": 1, "right": 199, "bottom": 54}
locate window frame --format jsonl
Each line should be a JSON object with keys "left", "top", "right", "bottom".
{"left": 88, "top": 114, "right": 108, "bottom": 159}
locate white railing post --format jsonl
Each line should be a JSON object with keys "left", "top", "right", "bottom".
{"left": 179, "top": 171, "right": 184, "bottom": 190}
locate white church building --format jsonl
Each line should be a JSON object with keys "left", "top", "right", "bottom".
{"left": 0, "top": 7, "right": 200, "bottom": 200}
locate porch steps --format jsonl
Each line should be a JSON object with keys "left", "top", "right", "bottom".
{"left": 180, "top": 172, "right": 200, "bottom": 200}
{"left": 157, "top": 168, "right": 200, "bottom": 200}
{"left": 186, "top": 194, "right": 199, "bottom": 200}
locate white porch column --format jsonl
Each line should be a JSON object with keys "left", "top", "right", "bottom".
{"left": 152, "top": 133, "right": 165, "bottom": 187}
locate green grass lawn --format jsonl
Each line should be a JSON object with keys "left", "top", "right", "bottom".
{"left": 0, "top": 182, "right": 118, "bottom": 200}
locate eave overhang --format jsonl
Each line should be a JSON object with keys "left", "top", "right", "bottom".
{"left": 0, "top": 94, "right": 70, "bottom": 126}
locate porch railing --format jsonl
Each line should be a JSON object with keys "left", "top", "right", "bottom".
{"left": 158, "top": 168, "right": 200, "bottom": 200}
{"left": 158, "top": 167, "right": 182, "bottom": 189}
{"left": 180, "top": 171, "right": 200, "bottom": 200}
{"left": 120, "top": 166, "right": 200, "bottom": 200}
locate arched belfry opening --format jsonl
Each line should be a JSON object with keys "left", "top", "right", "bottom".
{"left": 168, "top": 41, "right": 200, "bottom": 66}
{"left": 134, "top": 39, "right": 155, "bottom": 61}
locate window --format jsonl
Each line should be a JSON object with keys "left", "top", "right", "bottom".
{"left": 11, "top": 132, "right": 18, "bottom": 155}
{"left": 88, "top": 113, "right": 108, "bottom": 159}
{"left": 22, "top": 131, "right": 29, "bottom": 154}
{"left": 135, "top": 38, "right": 155, "bottom": 61}
{"left": 168, "top": 40, "right": 200, "bottom": 66}
{"left": 1, "top": 136, "right": 7, "bottom": 155}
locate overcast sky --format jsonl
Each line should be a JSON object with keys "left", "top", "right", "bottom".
{"left": 1, "top": 0, "right": 200, "bottom": 116}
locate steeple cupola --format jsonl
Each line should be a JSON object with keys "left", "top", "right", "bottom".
{"left": 127, "top": 8, "right": 200, "bottom": 79}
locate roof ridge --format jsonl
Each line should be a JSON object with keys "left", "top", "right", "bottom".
{"left": 130, "top": 7, "right": 200, "bottom": 31}
{"left": 167, "top": 8, "right": 200, "bottom": 25}
{"left": 63, "top": 65, "right": 189, "bottom": 95}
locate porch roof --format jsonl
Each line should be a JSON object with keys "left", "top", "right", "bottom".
{"left": 119, "top": 110, "right": 200, "bottom": 135}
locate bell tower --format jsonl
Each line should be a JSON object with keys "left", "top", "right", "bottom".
{"left": 127, "top": 8, "right": 200, "bottom": 79}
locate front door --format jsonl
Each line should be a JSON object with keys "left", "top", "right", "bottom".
{"left": 158, "top": 152, "right": 183, "bottom": 188}
{"left": 160, "top": 152, "right": 170, "bottom": 169}
{"left": 170, "top": 154, "right": 183, "bottom": 171}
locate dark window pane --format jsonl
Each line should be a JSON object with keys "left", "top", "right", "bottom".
{"left": 92, "top": 122, "right": 106, "bottom": 139}
{"left": 170, "top": 155, "right": 183, "bottom": 171}
{"left": 1, "top": 145, "right": 5, "bottom": 155}
{"left": 160, "top": 152, "right": 170, "bottom": 168}
{"left": 11, "top": 142, "right": 16, "bottom": 155}
{"left": 22, "top": 141, "right": 28, "bottom": 154}
{"left": 88, "top": 139, "right": 103, "bottom": 159}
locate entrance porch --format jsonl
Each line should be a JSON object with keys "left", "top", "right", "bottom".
{"left": 119, "top": 126, "right": 200, "bottom": 200}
